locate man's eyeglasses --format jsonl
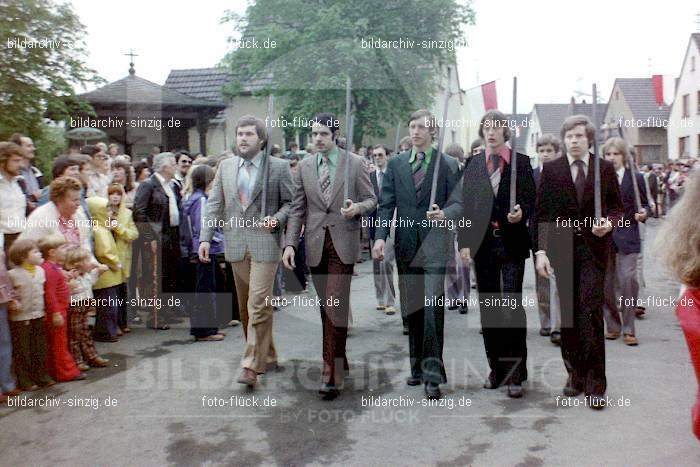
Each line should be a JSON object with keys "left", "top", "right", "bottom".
{"left": 180, "top": 160, "right": 192, "bottom": 165}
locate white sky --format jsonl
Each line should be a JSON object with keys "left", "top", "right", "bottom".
{"left": 73, "top": 0, "right": 699, "bottom": 111}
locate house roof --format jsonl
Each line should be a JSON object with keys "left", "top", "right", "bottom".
{"left": 79, "top": 74, "right": 224, "bottom": 108}
{"left": 165, "top": 67, "right": 274, "bottom": 103}
{"left": 694, "top": 33, "right": 700, "bottom": 52}
{"left": 533, "top": 102, "right": 607, "bottom": 137}
{"left": 611, "top": 78, "right": 670, "bottom": 123}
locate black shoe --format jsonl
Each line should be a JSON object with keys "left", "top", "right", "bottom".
{"left": 447, "top": 305, "right": 459, "bottom": 311}
{"left": 459, "top": 305, "right": 468, "bottom": 315}
{"left": 507, "top": 383, "right": 523, "bottom": 398}
{"left": 402, "top": 323, "right": 409, "bottom": 335}
{"left": 550, "top": 332, "right": 561, "bottom": 345}
{"left": 588, "top": 395, "right": 606, "bottom": 410}
{"left": 424, "top": 382, "right": 441, "bottom": 399}
{"left": 483, "top": 374, "right": 499, "bottom": 389}
{"left": 539, "top": 328, "right": 551, "bottom": 336}
{"left": 319, "top": 383, "right": 339, "bottom": 400}
{"left": 406, "top": 376, "right": 422, "bottom": 386}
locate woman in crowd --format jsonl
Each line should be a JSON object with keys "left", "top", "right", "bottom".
{"left": 656, "top": 169, "right": 700, "bottom": 439}
{"left": 111, "top": 159, "right": 137, "bottom": 209}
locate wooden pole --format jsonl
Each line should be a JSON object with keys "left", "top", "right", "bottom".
{"left": 429, "top": 65, "right": 453, "bottom": 210}
{"left": 592, "top": 84, "right": 602, "bottom": 219}
{"left": 344, "top": 77, "right": 352, "bottom": 206}
{"left": 509, "top": 76, "right": 518, "bottom": 212}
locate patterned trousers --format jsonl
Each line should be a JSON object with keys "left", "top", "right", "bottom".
{"left": 68, "top": 304, "right": 99, "bottom": 365}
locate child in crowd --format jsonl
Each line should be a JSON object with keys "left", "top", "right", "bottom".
{"left": 7, "top": 239, "right": 55, "bottom": 391}
{"left": 38, "top": 234, "right": 85, "bottom": 382}
{"left": 88, "top": 196, "right": 124, "bottom": 342}
{"left": 64, "top": 248, "right": 109, "bottom": 370}
{"left": 0, "top": 242, "right": 20, "bottom": 403}
{"left": 106, "top": 183, "right": 138, "bottom": 334}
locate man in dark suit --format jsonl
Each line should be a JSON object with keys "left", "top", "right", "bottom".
{"left": 642, "top": 164, "right": 659, "bottom": 218}
{"left": 535, "top": 115, "right": 623, "bottom": 410}
{"left": 531, "top": 135, "right": 562, "bottom": 345}
{"left": 444, "top": 110, "right": 536, "bottom": 398}
{"left": 602, "top": 138, "right": 648, "bottom": 346}
{"left": 133, "top": 152, "right": 183, "bottom": 330}
{"left": 367, "top": 144, "right": 397, "bottom": 315}
{"left": 372, "top": 109, "right": 461, "bottom": 399}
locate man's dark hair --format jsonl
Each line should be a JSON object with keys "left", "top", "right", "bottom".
{"left": 80, "top": 144, "right": 102, "bottom": 157}
{"left": 235, "top": 115, "right": 268, "bottom": 150}
{"left": 175, "top": 150, "right": 191, "bottom": 163}
{"left": 478, "top": 110, "right": 512, "bottom": 142}
{"left": 312, "top": 113, "right": 340, "bottom": 134}
{"left": 560, "top": 114, "right": 595, "bottom": 148}
{"left": 9, "top": 133, "right": 25, "bottom": 146}
{"left": 51, "top": 155, "right": 80, "bottom": 179}
{"left": 372, "top": 144, "right": 390, "bottom": 156}
{"left": 536, "top": 134, "right": 561, "bottom": 153}
{"left": 190, "top": 164, "right": 215, "bottom": 192}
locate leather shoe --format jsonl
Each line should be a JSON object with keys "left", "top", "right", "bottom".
{"left": 424, "top": 382, "right": 441, "bottom": 399}
{"left": 550, "top": 332, "right": 561, "bottom": 345}
{"left": 319, "top": 383, "right": 339, "bottom": 400}
{"left": 605, "top": 331, "right": 620, "bottom": 340}
{"left": 406, "top": 376, "right": 422, "bottom": 386}
{"left": 237, "top": 368, "right": 257, "bottom": 387}
{"left": 588, "top": 395, "right": 606, "bottom": 410}
{"left": 507, "top": 383, "right": 523, "bottom": 398}
{"left": 539, "top": 328, "right": 551, "bottom": 336}
{"left": 459, "top": 305, "right": 468, "bottom": 315}
{"left": 483, "top": 374, "right": 499, "bottom": 389}
{"left": 623, "top": 334, "right": 638, "bottom": 346}
{"left": 402, "top": 323, "right": 409, "bottom": 335}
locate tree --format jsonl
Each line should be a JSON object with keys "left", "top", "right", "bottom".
{"left": 220, "top": 0, "right": 474, "bottom": 146}
{"left": 0, "top": 0, "right": 102, "bottom": 141}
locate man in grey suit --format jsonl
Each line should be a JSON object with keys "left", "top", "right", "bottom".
{"left": 199, "top": 115, "right": 294, "bottom": 388}
{"left": 372, "top": 109, "right": 461, "bottom": 400}
{"left": 282, "top": 113, "right": 376, "bottom": 400}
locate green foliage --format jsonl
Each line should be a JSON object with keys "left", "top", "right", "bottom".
{"left": 34, "top": 123, "right": 67, "bottom": 182}
{"left": 0, "top": 0, "right": 102, "bottom": 140}
{"left": 220, "top": 0, "right": 474, "bottom": 146}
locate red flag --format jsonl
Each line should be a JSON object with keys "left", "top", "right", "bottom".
{"left": 482, "top": 81, "right": 498, "bottom": 110}
{"left": 652, "top": 75, "right": 664, "bottom": 105}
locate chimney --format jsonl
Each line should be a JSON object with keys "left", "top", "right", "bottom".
{"left": 652, "top": 74, "right": 664, "bottom": 105}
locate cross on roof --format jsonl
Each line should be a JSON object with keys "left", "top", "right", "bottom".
{"left": 124, "top": 49, "right": 139, "bottom": 75}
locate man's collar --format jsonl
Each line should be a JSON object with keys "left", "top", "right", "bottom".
{"left": 616, "top": 166, "right": 625, "bottom": 178}
{"left": 317, "top": 146, "right": 338, "bottom": 164}
{"left": 409, "top": 146, "right": 433, "bottom": 163}
{"left": 485, "top": 145, "right": 511, "bottom": 164}
{"left": 566, "top": 152, "right": 590, "bottom": 166}
{"left": 239, "top": 151, "right": 263, "bottom": 167}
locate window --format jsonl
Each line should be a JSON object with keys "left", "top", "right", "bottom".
{"left": 692, "top": 56, "right": 696, "bottom": 72}
{"left": 682, "top": 94, "right": 690, "bottom": 118}
{"left": 697, "top": 91, "right": 700, "bottom": 114}
{"left": 679, "top": 136, "right": 688, "bottom": 157}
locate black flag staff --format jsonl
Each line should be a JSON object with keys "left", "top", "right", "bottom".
{"left": 394, "top": 119, "right": 402, "bottom": 155}
{"left": 616, "top": 122, "right": 643, "bottom": 213}
{"left": 260, "top": 93, "right": 275, "bottom": 224}
{"left": 343, "top": 77, "right": 353, "bottom": 209}
{"left": 591, "top": 84, "right": 602, "bottom": 220}
{"left": 428, "top": 65, "right": 456, "bottom": 211}
{"left": 509, "top": 76, "right": 518, "bottom": 212}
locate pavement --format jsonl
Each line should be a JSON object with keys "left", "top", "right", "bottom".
{"left": 1, "top": 218, "right": 699, "bottom": 466}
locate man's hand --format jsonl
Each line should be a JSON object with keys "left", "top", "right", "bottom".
{"left": 52, "top": 313, "right": 64, "bottom": 327}
{"left": 8, "top": 299, "right": 20, "bottom": 314}
{"left": 535, "top": 253, "right": 553, "bottom": 278}
{"left": 261, "top": 216, "right": 278, "bottom": 232}
{"left": 634, "top": 210, "right": 647, "bottom": 223}
{"left": 592, "top": 217, "right": 613, "bottom": 237}
{"left": 150, "top": 240, "right": 158, "bottom": 255}
{"left": 426, "top": 204, "right": 445, "bottom": 221}
{"left": 282, "top": 246, "right": 296, "bottom": 270}
{"left": 507, "top": 204, "right": 523, "bottom": 224}
{"left": 459, "top": 247, "right": 471, "bottom": 266}
{"left": 198, "top": 242, "right": 211, "bottom": 263}
{"left": 340, "top": 200, "right": 360, "bottom": 219}
{"left": 372, "top": 239, "right": 385, "bottom": 261}
{"left": 97, "top": 264, "right": 109, "bottom": 273}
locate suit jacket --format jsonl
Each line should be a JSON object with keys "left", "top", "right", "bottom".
{"left": 133, "top": 174, "right": 182, "bottom": 243}
{"left": 535, "top": 155, "right": 623, "bottom": 271}
{"left": 376, "top": 150, "right": 461, "bottom": 266}
{"left": 285, "top": 149, "right": 376, "bottom": 267}
{"left": 367, "top": 169, "right": 384, "bottom": 241}
{"left": 533, "top": 166, "right": 542, "bottom": 189}
{"left": 612, "top": 169, "right": 648, "bottom": 255}
{"left": 646, "top": 171, "right": 659, "bottom": 198}
{"left": 444, "top": 150, "right": 536, "bottom": 261}
{"left": 201, "top": 154, "right": 294, "bottom": 263}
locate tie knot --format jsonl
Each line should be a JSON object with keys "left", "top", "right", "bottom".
{"left": 573, "top": 159, "right": 584, "bottom": 167}
{"left": 244, "top": 160, "right": 253, "bottom": 167}
{"left": 417, "top": 152, "right": 425, "bottom": 161}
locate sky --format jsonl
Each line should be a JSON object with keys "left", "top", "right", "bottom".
{"left": 72, "top": 0, "right": 699, "bottom": 111}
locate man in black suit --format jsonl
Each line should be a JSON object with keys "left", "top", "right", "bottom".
{"left": 372, "top": 109, "right": 461, "bottom": 399}
{"left": 535, "top": 115, "right": 623, "bottom": 410}
{"left": 367, "top": 144, "right": 397, "bottom": 316}
{"left": 133, "top": 152, "right": 182, "bottom": 330}
{"left": 444, "top": 110, "right": 536, "bottom": 398}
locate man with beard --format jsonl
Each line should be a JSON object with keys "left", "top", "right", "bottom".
{"left": 0, "top": 142, "right": 28, "bottom": 255}
{"left": 199, "top": 115, "right": 294, "bottom": 388}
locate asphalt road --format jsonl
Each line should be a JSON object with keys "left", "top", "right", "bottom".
{"left": 1, "top": 218, "right": 698, "bottom": 466}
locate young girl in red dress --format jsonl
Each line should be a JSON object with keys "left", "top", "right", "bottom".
{"left": 38, "top": 233, "right": 85, "bottom": 382}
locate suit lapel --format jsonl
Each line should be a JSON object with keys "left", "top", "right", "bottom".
{"left": 329, "top": 149, "right": 348, "bottom": 205}
{"left": 228, "top": 157, "right": 243, "bottom": 210}
{"left": 395, "top": 152, "right": 415, "bottom": 202}
{"left": 417, "top": 150, "right": 439, "bottom": 206}
{"left": 555, "top": 156, "right": 579, "bottom": 210}
{"left": 582, "top": 155, "right": 598, "bottom": 210}
{"left": 304, "top": 155, "right": 324, "bottom": 206}
{"left": 247, "top": 154, "right": 266, "bottom": 209}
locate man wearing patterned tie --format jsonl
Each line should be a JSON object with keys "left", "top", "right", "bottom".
{"left": 444, "top": 110, "right": 536, "bottom": 399}
{"left": 372, "top": 109, "right": 461, "bottom": 400}
{"left": 535, "top": 115, "right": 623, "bottom": 410}
{"left": 282, "top": 113, "right": 376, "bottom": 400}
{"left": 199, "top": 115, "right": 294, "bottom": 388}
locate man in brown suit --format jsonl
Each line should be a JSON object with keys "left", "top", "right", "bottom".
{"left": 283, "top": 113, "right": 376, "bottom": 399}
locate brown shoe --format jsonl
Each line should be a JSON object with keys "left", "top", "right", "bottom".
{"left": 195, "top": 334, "right": 224, "bottom": 342}
{"left": 237, "top": 368, "right": 257, "bottom": 387}
{"left": 90, "top": 357, "right": 109, "bottom": 367}
{"left": 376, "top": 304, "right": 386, "bottom": 310}
{"left": 623, "top": 334, "right": 639, "bottom": 346}
{"left": 605, "top": 332, "right": 620, "bottom": 340}
{"left": 384, "top": 306, "right": 396, "bottom": 315}
{"left": 77, "top": 363, "right": 90, "bottom": 371}
{"left": 121, "top": 327, "right": 132, "bottom": 333}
